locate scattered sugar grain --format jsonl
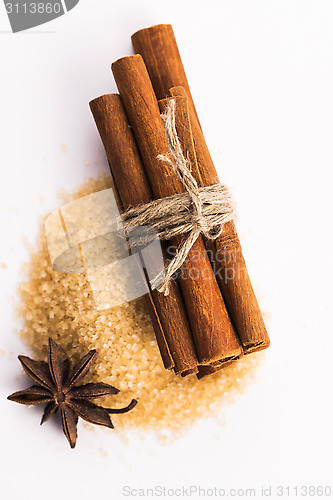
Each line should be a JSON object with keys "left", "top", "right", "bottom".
{"left": 17, "top": 173, "right": 263, "bottom": 434}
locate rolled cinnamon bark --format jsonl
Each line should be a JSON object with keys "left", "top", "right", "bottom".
{"left": 132, "top": 24, "right": 199, "bottom": 125}
{"left": 112, "top": 55, "right": 243, "bottom": 365}
{"left": 132, "top": 24, "right": 270, "bottom": 354}
{"left": 89, "top": 94, "right": 199, "bottom": 375}
{"left": 161, "top": 94, "right": 232, "bottom": 380}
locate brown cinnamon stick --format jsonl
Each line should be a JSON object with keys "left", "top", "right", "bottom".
{"left": 89, "top": 94, "right": 199, "bottom": 375}
{"left": 111, "top": 55, "right": 243, "bottom": 365}
{"left": 132, "top": 24, "right": 199, "bottom": 125}
{"left": 132, "top": 24, "right": 270, "bottom": 354}
{"left": 161, "top": 94, "right": 232, "bottom": 380}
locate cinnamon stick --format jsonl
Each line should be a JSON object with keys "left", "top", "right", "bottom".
{"left": 132, "top": 24, "right": 270, "bottom": 354}
{"left": 161, "top": 94, "right": 231, "bottom": 380}
{"left": 111, "top": 55, "right": 243, "bottom": 365}
{"left": 89, "top": 94, "right": 199, "bottom": 375}
{"left": 132, "top": 24, "right": 199, "bottom": 125}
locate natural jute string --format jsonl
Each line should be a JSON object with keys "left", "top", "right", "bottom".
{"left": 121, "top": 99, "right": 235, "bottom": 295}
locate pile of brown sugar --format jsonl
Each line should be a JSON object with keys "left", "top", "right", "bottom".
{"left": 17, "top": 173, "right": 263, "bottom": 433}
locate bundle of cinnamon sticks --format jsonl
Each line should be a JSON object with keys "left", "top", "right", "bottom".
{"left": 90, "top": 24, "right": 270, "bottom": 379}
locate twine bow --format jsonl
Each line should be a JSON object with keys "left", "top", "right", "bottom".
{"left": 122, "top": 99, "right": 235, "bottom": 295}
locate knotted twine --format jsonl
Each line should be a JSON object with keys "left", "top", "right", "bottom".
{"left": 121, "top": 99, "right": 235, "bottom": 295}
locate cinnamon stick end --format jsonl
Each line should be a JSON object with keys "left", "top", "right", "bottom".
{"left": 180, "top": 367, "right": 199, "bottom": 377}
{"left": 131, "top": 24, "right": 173, "bottom": 43}
{"left": 111, "top": 53, "right": 143, "bottom": 71}
{"left": 243, "top": 339, "right": 271, "bottom": 355}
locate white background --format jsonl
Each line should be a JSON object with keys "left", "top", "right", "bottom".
{"left": 0, "top": 1, "right": 333, "bottom": 499}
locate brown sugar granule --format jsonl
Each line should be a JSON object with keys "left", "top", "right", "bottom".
{"left": 17, "top": 173, "right": 263, "bottom": 433}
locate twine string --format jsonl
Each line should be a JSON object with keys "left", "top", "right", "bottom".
{"left": 121, "top": 99, "right": 235, "bottom": 295}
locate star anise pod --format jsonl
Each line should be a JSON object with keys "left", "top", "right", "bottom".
{"left": 8, "top": 338, "right": 137, "bottom": 448}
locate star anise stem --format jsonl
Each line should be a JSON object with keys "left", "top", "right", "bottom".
{"left": 105, "top": 399, "right": 138, "bottom": 414}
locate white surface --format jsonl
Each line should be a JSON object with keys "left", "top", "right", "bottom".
{"left": 1, "top": 1, "right": 333, "bottom": 499}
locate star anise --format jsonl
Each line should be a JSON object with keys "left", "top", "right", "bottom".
{"left": 7, "top": 338, "right": 137, "bottom": 448}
